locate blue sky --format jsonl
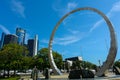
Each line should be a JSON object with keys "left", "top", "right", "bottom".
{"left": 0, "top": 0, "right": 120, "bottom": 65}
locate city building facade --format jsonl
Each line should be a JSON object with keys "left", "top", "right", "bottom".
{"left": 65, "top": 56, "right": 82, "bottom": 61}
{"left": 0, "top": 28, "right": 39, "bottom": 57}
{"left": 16, "top": 28, "right": 26, "bottom": 45}
{"left": 0, "top": 32, "right": 6, "bottom": 49}
{"left": 33, "top": 35, "right": 38, "bottom": 56}
{"left": 3, "top": 34, "right": 18, "bottom": 45}
{"left": 27, "top": 39, "right": 34, "bottom": 56}
{"left": 27, "top": 35, "right": 39, "bottom": 57}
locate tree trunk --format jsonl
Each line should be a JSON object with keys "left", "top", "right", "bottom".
{"left": 7, "top": 69, "right": 9, "bottom": 78}
{"left": 0, "top": 71, "right": 1, "bottom": 77}
{"left": 14, "top": 69, "right": 16, "bottom": 76}
{"left": 3, "top": 68, "right": 5, "bottom": 78}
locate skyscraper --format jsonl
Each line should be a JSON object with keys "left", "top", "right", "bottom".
{"left": 33, "top": 35, "right": 38, "bottom": 56}
{"left": 27, "top": 35, "right": 39, "bottom": 57}
{"left": 3, "top": 34, "right": 18, "bottom": 45}
{"left": 16, "top": 28, "right": 26, "bottom": 45}
{"left": 27, "top": 39, "right": 34, "bottom": 56}
{"left": 0, "top": 32, "right": 6, "bottom": 49}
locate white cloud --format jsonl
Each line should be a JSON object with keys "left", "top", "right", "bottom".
{"left": 89, "top": 19, "right": 103, "bottom": 32}
{"left": 0, "top": 24, "right": 10, "bottom": 34}
{"left": 53, "top": 1, "right": 79, "bottom": 26}
{"left": 41, "top": 39, "right": 49, "bottom": 44}
{"left": 68, "top": 29, "right": 79, "bottom": 34}
{"left": 53, "top": 1, "right": 78, "bottom": 25}
{"left": 67, "top": 2, "right": 78, "bottom": 12}
{"left": 90, "top": 1, "right": 120, "bottom": 32}
{"left": 11, "top": 0, "right": 25, "bottom": 18}
{"left": 41, "top": 35, "right": 81, "bottom": 46}
{"left": 54, "top": 36, "right": 81, "bottom": 45}
{"left": 41, "top": 27, "right": 88, "bottom": 46}
{"left": 41, "top": 28, "right": 84, "bottom": 46}
{"left": 110, "top": 1, "right": 120, "bottom": 12}
{"left": 41, "top": 36, "right": 79, "bottom": 45}
{"left": 53, "top": 1, "right": 78, "bottom": 17}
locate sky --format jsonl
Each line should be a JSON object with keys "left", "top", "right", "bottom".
{"left": 0, "top": 0, "right": 120, "bottom": 65}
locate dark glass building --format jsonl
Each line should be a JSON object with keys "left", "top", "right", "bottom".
{"left": 27, "top": 39, "right": 34, "bottom": 56}
{"left": 65, "top": 56, "right": 82, "bottom": 61}
{"left": 16, "top": 28, "right": 26, "bottom": 45}
{"left": 3, "top": 34, "right": 18, "bottom": 45}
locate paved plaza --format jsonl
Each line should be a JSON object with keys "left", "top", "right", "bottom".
{"left": 18, "top": 73, "right": 120, "bottom": 80}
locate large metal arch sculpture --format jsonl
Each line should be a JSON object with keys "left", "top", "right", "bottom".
{"left": 48, "top": 7, "right": 117, "bottom": 76}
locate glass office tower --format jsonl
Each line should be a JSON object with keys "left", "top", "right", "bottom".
{"left": 16, "top": 28, "right": 26, "bottom": 45}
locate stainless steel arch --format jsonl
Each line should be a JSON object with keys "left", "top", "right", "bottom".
{"left": 48, "top": 7, "right": 117, "bottom": 76}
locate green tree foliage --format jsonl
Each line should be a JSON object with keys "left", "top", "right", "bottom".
{"left": 20, "top": 56, "right": 32, "bottom": 72}
{"left": 53, "top": 51, "right": 63, "bottom": 69}
{"left": 71, "top": 61, "right": 82, "bottom": 69}
{"left": 114, "top": 60, "right": 120, "bottom": 68}
{"left": 36, "top": 48, "right": 63, "bottom": 70}
{"left": 0, "top": 43, "right": 29, "bottom": 77}
{"left": 29, "top": 56, "right": 44, "bottom": 71}
{"left": 71, "top": 60, "right": 97, "bottom": 70}
{"left": 82, "top": 61, "right": 97, "bottom": 69}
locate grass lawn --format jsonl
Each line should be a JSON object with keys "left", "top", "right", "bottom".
{"left": 0, "top": 76, "right": 20, "bottom": 80}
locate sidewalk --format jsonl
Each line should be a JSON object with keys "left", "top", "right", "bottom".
{"left": 19, "top": 73, "right": 68, "bottom": 80}
{"left": 19, "top": 73, "right": 120, "bottom": 80}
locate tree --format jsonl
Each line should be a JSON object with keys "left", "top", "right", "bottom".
{"left": 30, "top": 57, "right": 44, "bottom": 71}
{"left": 37, "top": 48, "right": 50, "bottom": 70}
{"left": 71, "top": 61, "right": 82, "bottom": 70}
{"left": 71, "top": 60, "right": 97, "bottom": 70}
{"left": 81, "top": 61, "right": 97, "bottom": 69}
{"left": 53, "top": 51, "right": 63, "bottom": 69}
{"left": 0, "top": 43, "right": 29, "bottom": 77}
{"left": 36, "top": 48, "right": 63, "bottom": 70}
{"left": 114, "top": 61, "right": 120, "bottom": 68}
{"left": 20, "top": 56, "right": 32, "bottom": 72}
